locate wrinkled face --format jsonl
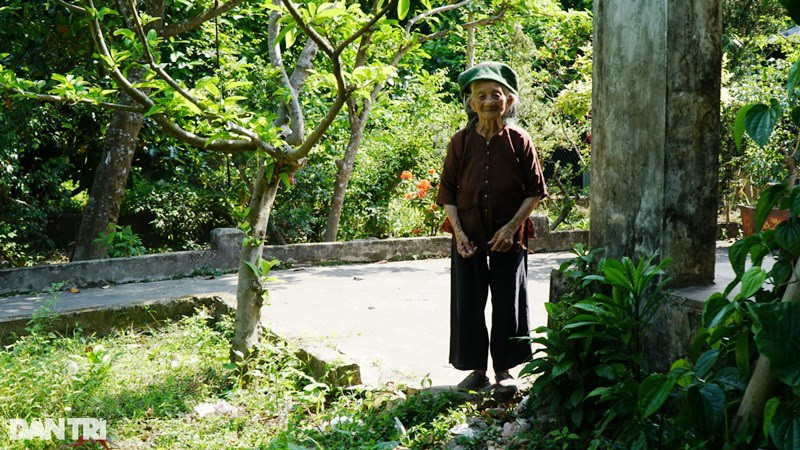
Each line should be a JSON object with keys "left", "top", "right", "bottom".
{"left": 468, "top": 80, "right": 513, "bottom": 123}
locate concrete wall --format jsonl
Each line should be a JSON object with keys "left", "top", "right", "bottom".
{"left": 0, "top": 217, "right": 587, "bottom": 295}
{"left": 0, "top": 228, "right": 242, "bottom": 295}
{"left": 590, "top": 0, "right": 721, "bottom": 286}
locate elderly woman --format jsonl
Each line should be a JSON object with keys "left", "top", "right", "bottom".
{"left": 436, "top": 62, "right": 547, "bottom": 391}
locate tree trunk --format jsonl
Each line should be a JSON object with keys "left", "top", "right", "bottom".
{"left": 71, "top": 103, "right": 144, "bottom": 260}
{"left": 230, "top": 166, "right": 281, "bottom": 362}
{"left": 323, "top": 112, "right": 369, "bottom": 242}
{"left": 72, "top": 0, "right": 164, "bottom": 261}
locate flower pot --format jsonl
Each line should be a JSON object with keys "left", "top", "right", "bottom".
{"left": 739, "top": 205, "right": 791, "bottom": 236}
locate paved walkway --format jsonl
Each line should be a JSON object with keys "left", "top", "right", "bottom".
{"left": 0, "top": 246, "right": 734, "bottom": 388}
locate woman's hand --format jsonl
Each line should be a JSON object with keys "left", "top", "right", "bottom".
{"left": 488, "top": 224, "right": 516, "bottom": 252}
{"left": 455, "top": 231, "right": 477, "bottom": 258}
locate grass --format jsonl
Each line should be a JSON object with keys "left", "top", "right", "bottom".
{"left": 0, "top": 309, "right": 504, "bottom": 449}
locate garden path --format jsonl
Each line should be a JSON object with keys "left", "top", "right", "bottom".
{"left": 0, "top": 246, "right": 734, "bottom": 388}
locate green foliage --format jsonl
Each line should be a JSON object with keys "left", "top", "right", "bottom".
{"left": 0, "top": 309, "right": 476, "bottom": 448}
{"left": 94, "top": 224, "right": 146, "bottom": 258}
{"left": 686, "top": 184, "right": 800, "bottom": 448}
{"left": 244, "top": 257, "right": 281, "bottom": 304}
{"left": 337, "top": 69, "right": 462, "bottom": 240}
{"left": 123, "top": 173, "right": 228, "bottom": 249}
{"left": 522, "top": 250, "right": 675, "bottom": 446}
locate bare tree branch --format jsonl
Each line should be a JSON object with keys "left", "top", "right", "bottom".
{"left": 288, "top": 40, "right": 318, "bottom": 92}
{"left": 282, "top": 0, "right": 334, "bottom": 56}
{"left": 276, "top": 39, "right": 318, "bottom": 139}
{"left": 416, "top": 5, "right": 508, "bottom": 46}
{"left": 0, "top": 88, "right": 145, "bottom": 112}
{"left": 128, "top": 0, "right": 207, "bottom": 111}
{"left": 269, "top": 5, "right": 305, "bottom": 145}
{"left": 405, "top": 0, "right": 471, "bottom": 34}
{"left": 55, "top": 0, "right": 86, "bottom": 13}
{"left": 161, "top": 0, "right": 248, "bottom": 38}
{"left": 84, "top": 0, "right": 260, "bottom": 154}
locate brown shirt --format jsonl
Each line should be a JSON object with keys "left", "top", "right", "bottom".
{"left": 436, "top": 121, "right": 548, "bottom": 252}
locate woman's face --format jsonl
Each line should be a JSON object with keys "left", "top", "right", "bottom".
{"left": 469, "top": 80, "right": 512, "bottom": 123}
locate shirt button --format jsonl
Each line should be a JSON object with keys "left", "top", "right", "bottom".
{"left": 485, "top": 166, "right": 489, "bottom": 170}
{"left": 485, "top": 180, "right": 488, "bottom": 184}
{"left": 484, "top": 194, "right": 488, "bottom": 198}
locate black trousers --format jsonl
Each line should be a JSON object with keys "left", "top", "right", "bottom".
{"left": 449, "top": 241, "right": 532, "bottom": 372}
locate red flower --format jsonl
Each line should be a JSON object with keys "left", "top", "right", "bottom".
{"left": 404, "top": 192, "right": 415, "bottom": 200}
{"left": 416, "top": 189, "right": 428, "bottom": 199}
{"left": 417, "top": 179, "right": 431, "bottom": 191}
{"left": 400, "top": 170, "right": 413, "bottom": 180}
{"left": 427, "top": 168, "right": 437, "bottom": 175}
{"left": 412, "top": 228, "right": 422, "bottom": 235}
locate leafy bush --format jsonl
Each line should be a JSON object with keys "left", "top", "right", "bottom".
{"left": 93, "top": 224, "right": 146, "bottom": 258}
{"left": 523, "top": 249, "right": 674, "bottom": 447}
{"left": 122, "top": 173, "right": 228, "bottom": 249}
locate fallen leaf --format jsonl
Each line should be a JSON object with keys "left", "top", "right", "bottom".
{"left": 69, "top": 287, "right": 80, "bottom": 293}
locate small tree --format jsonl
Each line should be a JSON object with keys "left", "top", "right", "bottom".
{"left": 322, "top": 0, "right": 510, "bottom": 241}
{"left": 2, "top": 0, "right": 402, "bottom": 362}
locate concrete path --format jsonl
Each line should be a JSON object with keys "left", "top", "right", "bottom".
{"left": 0, "top": 245, "right": 735, "bottom": 388}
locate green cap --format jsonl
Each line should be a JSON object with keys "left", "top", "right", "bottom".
{"left": 457, "top": 62, "right": 518, "bottom": 95}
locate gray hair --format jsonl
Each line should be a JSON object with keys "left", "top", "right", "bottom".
{"left": 463, "top": 84, "right": 519, "bottom": 124}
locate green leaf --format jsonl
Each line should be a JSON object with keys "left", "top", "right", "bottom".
{"left": 729, "top": 235, "right": 762, "bottom": 276}
{"left": 551, "top": 360, "right": 573, "bottom": 377}
{"left": 744, "top": 102, "right": 779, "bottom": 148}
{"left": 737, "top": 266, "right": 768, "bottom": 300}
{"left": 791, "top": 107, "right": 800, "bottom": 127}
{"left": 715, "top": 366, "right": 746, "bottom": 391}
{"left": 314, "top": 5, "right": 345, "bottom": 20}
{"left": 143, "top": 104, "right": 164, "bottom": 117}
{"left": 789, "top": 59, "right": 800, "bottom": 99}
{"left": 769, "top": 402, "right": 800, "bottom": 450}
{"left": 225, "top": 80, "right": 253, "bottom": 90}
{"left": 748, "top": 302, "right": 800, "bottom": 388}
{"left": 690, "top": 383, "right": 726, "bottom": 430}
{"left": 764, "top": 397, "right": 780, "bottom": 440}
{"left": 397, "top": 0, "right": 410, "bottom": 19}
{"left": 694, "top": 349, "right": 719, "bottom": 379}
{"left": 264, "top": 162, "right": 275, "bottom": 184}
{"left": 778, "top": 0, "right": 800, "bottom": 26}
{"left": 734, "top": 103, "right": 755, "bottom": 150}
{"left": 146, "top": 28, "right": 158, "bottom": 45}
{"left": 113, "top": 28, "right": 136, "bottom": 41}
{"left": 275, "top": 23, "right": 296, "bottom": 48}
{"left": 586, "top": 386, "right": 614, "bottom": 398}
{"left": 285, "top": 27, "right": 296, "bottom": 48}
{"left": 771, "top": 258, "right": 794, "bottom": 287}
{"left": 775, "top": 221, "right": 800, "bottom": 256}
{"left": 279, "top": 172, "right": 291, "bottom": 189}
{"left": 702, "top": 293, "right": 731, "bottom": 328}
{"left": 735, "top": 333, "right": 751, "bottom": 377}
{"left": 245, "top": 261, "right": 261, "bottom": 276}
{"left": 638, "top": 374, "right": 675, "bottom": 418}
{"left": 789, "top": 186, "right": 800, "bottom": 218}
{"left": 755, "top": 184, "right": 787, "bottom": 233}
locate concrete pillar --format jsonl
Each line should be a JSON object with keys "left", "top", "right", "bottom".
{"left": 590, "top": 0, "right": 721, "bottom": 286}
